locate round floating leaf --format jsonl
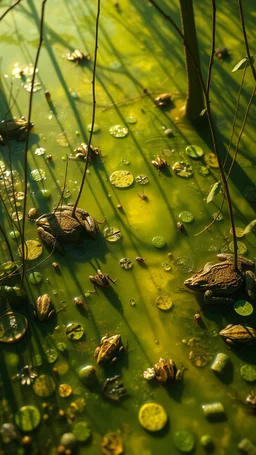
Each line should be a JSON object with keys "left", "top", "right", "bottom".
{"left": 0, "top": 261, "right": 19, "bottom": 280}
{"left": 33, "top": 375, "right": 56, "bottom": 397}
{"left": 59, "top": 384, "right": 72, "bottom": 398}
{"left": 45, "top": 349, "right": 58, "bottom": 363}
{"left": 135, "top": 174, "right": 149, "bottom": 185}
{"left": 138, "top": 403, "right": 168, "bottom": 432}
{"left": 30, "top": 169, "right": 46, "bottom": 181}
{"left": 185, "top": 145, "right": 204, "bottom": 159}
{"left": 28, "top": 272, "right": 42, "bottom": 285}
{"left": 240, "top": 364, "right": 256, "bottom": 382}
{"left": 152, "top": 236, "right": 166, "bottom": 248}
{"left": 18, "top": 240, "right": 43, "bottom": 260}
{"left": 12, "top": 211, "right": 23, "bottom": 221}
{"left": 110, "top": 170, "right": 134, "bottom": 188}
{"left": 10, "top": 230, "right": 20, "bottom": 240}
{"left": 204, "top": 153, "right": 219, "bottom": 169}
{"left": 125, "top": 115, "right": 137, "bottom": 124}
{"left": 103, "top": 227, "right": 121, "bottom": 242}
{"left": 87, "top": 123, "right": 100, "bottom": 133}
{"left": 174, "top": 430, "right": 195, "bottom": 453}
{"left": 234, "top": 300, "right": 253, "bottom": 316}
{"left": 0, "top": 312, "right": 28, "bottom": 344}
{"left": 73, "top": 421, "right": 91, "bottom": 442}
{"left": 156, "top": 294, "right": 173, "bottom": 311}
{"left": 179, "top": 211, "right": 194, "bottom": 223}
{"left": 119, "top": 258, "right": 133, "bottom": 269}
{"left": 213, "top": 212, "right": 223, "bottom": 221}
{"left": 66, "top": 323, "right": 84, "bottom": 340}
{"left": 15, "top": 406, "right": 41, "bottom": 432}
{"left": 172, "top": 161, "right": 193, "bottom": 178}
{"left": 40, "top": 189, "right": 51, "bottom": 199}
{"left": 175, "top": 256, "right": 194, "bottom": 273}
{"left": 229, "top": 241, "right": 247, "bottom": 255}
{"left": 109, "top": 124, "right": 128, "bottom": 138}
{"left": 229, "top": 227, "right": 244, "bottom": 238}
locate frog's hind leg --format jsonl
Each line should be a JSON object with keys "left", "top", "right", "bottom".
{"left": 37, "top": 227, "right": 64, "bottom": 255}
{"left": 204, "top": 290, "right": 234, "bottom": 305}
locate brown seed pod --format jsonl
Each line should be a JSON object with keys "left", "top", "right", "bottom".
{"left": 21, "top": 436, "right": 32, "bottom": 446}
{"left": 52, "top": 262, "right": 59, "bottom": 270}
{"left": 177, "top": 222, "right": 185, "bottom": 231}
{"left": 136, "top": 256, "right": 145, "bottom": 263}
{"left": 116, "top": 204, "right": 122, "bottom": 210}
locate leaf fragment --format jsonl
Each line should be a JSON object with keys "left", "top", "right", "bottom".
{"left": 206, "top": 181, "right": 221, "bottom": 203}
{"left": 243, "top": 219, "right": 256, "bottom": 235}
{"left": 232, "top": 57, "right": 254, "bottom": 72}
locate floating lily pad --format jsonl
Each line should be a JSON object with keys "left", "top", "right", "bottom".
{"left": 57, "top": 342, "right": 67, "bottom": 352}
{"left": 119, "top": 258, "right": 133, "bottom": 269}
{"left": 109, "top": 125, "right": 128, "bottom": 138}
{"left": 179, "top": 211, "right": 194, "bottom": 223}
{"left": 0, "top": 312, "right": 28, "bottom": 344}
{"left": 18, "top": 240, "right": 43, "bottom": 260}
{"left": 10, "top": 230, "right": 20, "bottom": 240}
{"left": 15, "top": 406, "right": 41, "bottom": 432}
{"left": 33, "top": 354, "right": 42, "bottom": 367}
{"left": 15, "top": 191, "right": 25, "bottom": 200}
{"left": 156, "top": 294, "right": 173, "bottom": 311}
{"left": 138, "top": 403, "right": 168, "bottom": 432}
{"left": 110, "top": 170, "right": 134, "bottom": 188}
{"left": 234, "top": 300, "right": 253, "bottom": 316}
{"left": 45, "top": 349, "right": 58, "bottom": 363}
{"left": 30, "top": 169, "right": 46, "bottom": 181}
{"left": 103, "top": 227, "right": 121, "bottom": 242}
{"left": 66, "top": 323, "right": 84, "bottom": 340}
{"left": 175, "top": 256, "right": 194, "bottom": 273}
{"left": 0, "top": 261, "right": 19, "bottom": 280}
{"left": 229, "top": 241, "right": 247, "bottom": 255}
{"left": 33, "top": 375, "right": 56, "bottom": 397}
{"left": 229, "top": 227, "right": 244, "bottom": 238}
{"left": 185, "top": 145, "right": 204, "bottom": 159}
{"left": 152, "top": 236, "right": 166, "bottom": 248}
{"left": 172, "top": 161, "right": 193, "bottom": 178}
{"left": 204, "top": 153, "right": 219, "bottom": 168}
{"left": 135, "top": 174, "right": 149, "bottom": 185}
{"left": 59, "top": 384, "right": 72, "bottom": 398}
{"left": 240, "top": 364, "right": 256, "bottom": 382}
{"left": 101, "top": 432, "right": 123, "bottom": 455}
{"left": 11, "top": 211, "right": 23, "bottom": 221}
{"left": 125, "top": 115, "right": 137, "bottom": 124}
{"left": 87, "top": 123, "right": 100, "bottom": 133}
{"left": 213, "top": 212, "right": 223, "bottom": 221}
{"left": 28, "top": 272, "right": 42, "bottom": 285}
{"left": 174, "top": 430, "right": 195, "bottom": 453}
{"left": 73, "top": 421, "right": 91, "bottom": 442}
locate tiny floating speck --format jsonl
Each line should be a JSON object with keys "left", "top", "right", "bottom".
{"left": 109, "top": 124, "right": 128, "bottom": 138}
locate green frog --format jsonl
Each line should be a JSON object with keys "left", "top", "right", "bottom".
{"left": 219, "top": 324, "right": 256, "bottom": 346}
{"left": 143, "top": 358, "right": 184, "bottom": 384}
{"left": 0, "top": 117, "right": 34, "bottom": 141}
{"left": 94, "top": 334, "right": 124, "bottom": 365}
{"left": 184, "top": 254, "right": 256, "bottom": 304}
{"left": 34, "top": 294, "right": 56, "bottom": 321}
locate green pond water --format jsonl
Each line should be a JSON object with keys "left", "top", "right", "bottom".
{"left": 0, "top": 0, "right": 256, "bottom": 454}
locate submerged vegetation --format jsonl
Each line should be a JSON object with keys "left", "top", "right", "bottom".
{"left": 0, "top": 1, "right": 256, "bottom": 454}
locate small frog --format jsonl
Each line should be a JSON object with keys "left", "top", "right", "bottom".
{"left": 89, "top": 269, "right": 117, "bottom": 291}
{"left": 184, "top": 254, "right": 256, "bottom": 304}
{"left": 154, "top": 93, "right": 172, "bottom": 107}
{"left": 34, "top": 294, "right": 56, "bottom": 321}
{"left": 94, "top": 334, "right": 124, "bottom": 364}
{"left": 215, "top": 47, "right": 229, "bottom": 59}
{"left": 66, "top": 49, "right": 91, "bottom": 64}
{"left": 0, "top": 117, "right": 34, "bottom": 141}
{"left": 152, "top": 155, "right": 169, "bottom": 171}
{"left": 72, "top": 142, "right": 101, "bottom": 161}
{"left": 143, "top": 358, "right": 184, "bottom": 384}
{"left": 219, "top": 324, "right": 256, "bottom": 346}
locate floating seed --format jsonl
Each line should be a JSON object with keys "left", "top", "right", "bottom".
{"left": 125, "top": 115, "right": 137, "bottom": 124}
{"left": 10, "top": 230, "right": 20, "bottom": 240}
{"left": 66, "top": 323, "right": 84, "bottom": 340}
{"left": 28, "top": 272, "right": 42, "bottom": 285}
{"left": 87, "top": 123, "right": 100, "bottom": 133}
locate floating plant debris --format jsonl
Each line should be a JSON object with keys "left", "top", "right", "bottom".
{"left": 234, "top": 300, "right": 253, "bottom": 316}
{"left": 24, "top": 79, "right": 41, "bottom": 92}
{"left": 229, "top": 240, "right": 247, "bottom": 255}
{"left": 73, "top": 421, "right": 91, "bottom": 442}
{"left": 103, "top": 227, "right": 122, "bottom": 242}
{"left": 152, "top": 236, "right": 166, "bottom": 248}
{"left": 18, "top": 240, "right": 43, "bottom": 260}
{"left": 109, "top": 124, "right": 128, "bottom": 138}
{"left": 0, "top": 261, "right": 19, "bottom": 279}
{"left": 110, "top": 170, "right": 134, "bottom": 188}
{"left": 135, "top": 174, "right": 149, "bottom": 185}
{"left": 0, "top": 313, "right": 28, "bottom": 344}
{"left": 28, "top": 271, "right": 42, "bottom": 285}
{"left": 156, "top": 294, "right": 173, "bottom": 311}
{"left": 35, "top": 147, "right": 45, "bottom": 156}
{"left": 185, "top": 145, "right": 204, "bottom": 159}
{"left": 229, "top": 227, "right": 244, "bottom": 238}
{"left": 213, "top": 212, "right": 223, "bottom": 221}
{"left": 179, "top": 211, "right": 194, "bottom": 223}
{"left": 204, "top": 153, "right": 219, "bottom": 168}
{"left": 198, "top": 165, "right": 210, "bottom": 176}
{"left": 138, "top": 403, "right": 168, "bottom": 432}
{"left": 33, "top": 375, "right": 56, "bottom": 397}
{"left": 172, "top": 161, "right": 193, "bottom": 178}
{"left": 119, "top": 258, "right": 133, "bottom": 269}
{"left": 101, "top": 432, "right": 123, "bottom": 455}
{"left": 174, "top": 430, "right": 195, "bottom": 453}
{"left": 45, "top": 349, "right": 58, "bottom": 363}
{"left": 30, "top": 168, "right": 46, "bottom": 181}
{"left": 11, "top": 211, "right": 23, "bottom": 221}
{"left": 66, "top": 323, "right": 84, "bottom": 340}
{"left": 240, "top": 364, "right": 256, "bottom": 382}
{"left": 59, "top": 384, "right": 72, "bottom": 398}
{"left": 0, "top": 160, "right": 5, "bottom": 172}
{"left": 15, "top": 406, "right": 41, "bottom": 432}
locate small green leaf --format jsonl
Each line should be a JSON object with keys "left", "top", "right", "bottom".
{"left": 240, "top": 364, "right": 256, "bottom": 382}
{"left": 206, "top": 181, "right": 221, "bottom": 203}
{"left": 200, "top": 108, "right": 207, "bottom": 116}
{"left": 243, "top": 219, "right": 256, "bottom": 235}
{"left": 232, "top": 57, "right": 254, "bottom": 72}
{"left": 234, "top": 300, "right": 253, "bottom": 316}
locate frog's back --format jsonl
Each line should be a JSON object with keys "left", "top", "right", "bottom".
{"left": 209, "top": 261, "right": 244, "bottom": 295}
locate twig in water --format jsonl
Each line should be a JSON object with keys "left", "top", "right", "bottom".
{"left": 0, "top": 0, "right": 22, "bottom": 22}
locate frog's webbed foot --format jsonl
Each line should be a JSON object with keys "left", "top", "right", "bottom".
{"left": 204, "top": 290, "right": 234, "bottom": 305}
{"left": 37, "top": 227, "right": 64, "bottom": 255}
{"left": 245, "top": 270, "right": 256, "bottom": 301}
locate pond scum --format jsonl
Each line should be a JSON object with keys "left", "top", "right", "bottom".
{"left": 0, "top": 1, "right": 256, "bottom": 454}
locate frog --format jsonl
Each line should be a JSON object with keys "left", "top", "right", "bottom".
{"left": 219, "top": 324, "right": 256, "bottom": 346}
{"left": 89, "top": 269, "right": 117, "bottom": 291}
{"left": 36, "top": 205, "right": 98, "bottom": 254}
{"left": 66, "top": 49, "right": 91, "bottom": 64}
{"left": 34, "top": 294, "right": 56, "bottom": 321}
{"left": 0, "top": 117, "right": 34, "bottom": 141}
{"left": 72, "top": 142, "right": 101, "bottom": 162}
{"left": 184, "top": 254, "right": 256, "bottom": 304}
{"left": 152, "top": 155, "right": 169, "bottom": 171}
{"left": 143, "top": 358, "right": 184, "bottom": 384}
{"left": 94, "top": 334, "right": 124, "bottom": 365}
{"left": 154, "top": 93, "right": 172, "bottom": 107}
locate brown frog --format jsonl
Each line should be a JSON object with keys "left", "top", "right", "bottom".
{"left": 184, "top": 254, "right": 256, "bottom": 304}
{"left": 34, "top": 294, "right": 56, "bottom": 321}
{"left": 154, "top": 93, "right": 172, "bottom": 107}
{"left": 66, "top": 49, "right": 91, "bottom": 64}
{"left": 0, "top": 117, "right": 34, "bottom": 141}
{"left": 219, "top": 324, "right": 256, "bottom": 346}
{"left": 36, "top": 205, "right": 98, "bottom": 254}
{"left": 152, "top": 155, "right": 169, "bottom": 171}
{"left": 143, "top": 358, "right": 184, "bottom": 383}
{"left": 94, "top": 334, "right": 124, "bottom": 365}
{"left": 89, "top": 270, "right": 117, "bottom": 291}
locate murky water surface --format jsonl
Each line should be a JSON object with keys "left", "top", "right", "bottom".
{"left": 0, "top": 1, "right": 256, "bottom": 454}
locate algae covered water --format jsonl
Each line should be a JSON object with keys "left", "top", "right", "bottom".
{"left": 0, "top": 1, "right": 256, "bottom": 454}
